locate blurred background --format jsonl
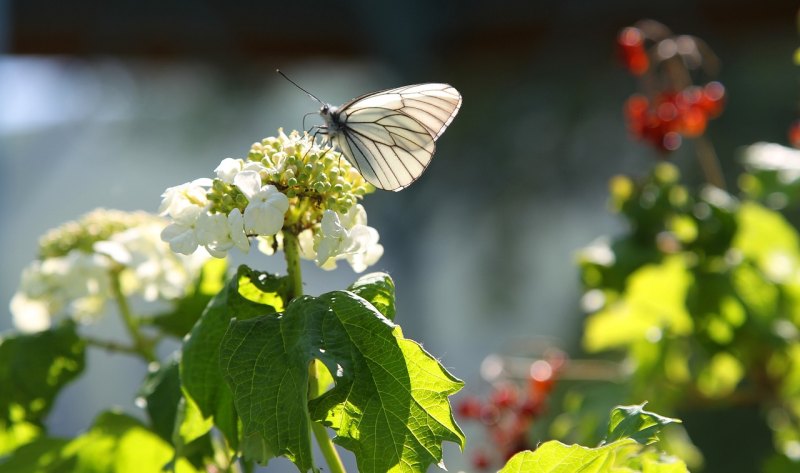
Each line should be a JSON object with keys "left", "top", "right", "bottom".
{"left": 1, "top": 0, "right": 798, "bottom": 471}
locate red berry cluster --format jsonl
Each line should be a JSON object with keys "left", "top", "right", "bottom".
{"left": 618, "top": 27, "right": 649, "bottom": 76}
{"left": 456, "top": 353, "right": 565, "bottom": 470}
{"left": 624, "top": 82, "right": 726, "bottom": 151}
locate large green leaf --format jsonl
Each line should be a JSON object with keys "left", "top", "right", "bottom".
{"left": 0, "top": 411, "right": 199, "bottom": 473}
{"left": 180, "top": 266, "right": 285, "bottom": 448}
{"left": 0, "top": 322, "right": 85, "bottom": 424}
{"left": 219, "top": 290, "right": 465, "bottom": 472}
{"left": 605, "top": 403, "right": 681, "bottom": 446}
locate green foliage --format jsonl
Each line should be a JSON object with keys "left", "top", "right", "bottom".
{"left": 499, "top": 404, "right": 687, "bottom": 473}
{"left": 0, "top": 411, "right": 199, "bottom": 473}
{"left": 0, "top": 322, "right": 85, "bottom": 425}
{"left": 217, "top": 269, "right": 465, "bottom": 472}
{"left": 578, "top": 162, "right": 800, "bottom": 465}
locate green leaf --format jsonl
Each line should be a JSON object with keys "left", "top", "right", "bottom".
{"left": 180, "top": 266, "right": 285, "bottom": 448}
{"left": 219, "top": 290, "right": 465, "bottom": 472}
{"left": 499, "top": 440, "right": 638, "bottom": 472}
{"left": 0, "top": 411, "right": 200, "bottom": 473}
{"left": 138, "top": 355, "right": 182, "bottom": 442}
{"left": 347, "top": 272, "right": 396, "bottom": 320}
{"left": 149, "top": 259, "right": 228, "bottom": 338}
{"left": 733, "top": 202, "right": 800, "bottom": 282}
{"left": 499, "top": 440, "right": 688, "bottom": 473}
{"left": 0, "top": 322, "right": 86, "bottom": 424}
{"left": 583, "top": 257, "right": 693, "bottom": 352}
{"left": 0, "top": 420, "right": 41, "bottom": 455}
{"left": 605, "top": 403, "right": 681, "bottom": 446}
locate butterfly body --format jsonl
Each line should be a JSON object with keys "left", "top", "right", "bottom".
{"left": 316, "top": 83, "right": 462, "bottom": 191}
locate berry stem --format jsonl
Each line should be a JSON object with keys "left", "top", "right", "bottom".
{"left": 695, "top": 136, "right": 727, "bottom": 190}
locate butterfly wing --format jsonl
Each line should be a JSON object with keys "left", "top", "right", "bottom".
{"left": 333, "top": 83, "right": 462, "bottom": 191}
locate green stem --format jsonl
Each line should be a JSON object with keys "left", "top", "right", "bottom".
{"left": 110, "top": 270, "right": 157, "bottom": 363}
{"left": 283, "top": 231, "right": 304, "bottom": 301}
{"left": 84, "top": 336, "right": 141, "bottom": 356}
{"left": 283, "top": 230, "right": 346, "bottom": 473}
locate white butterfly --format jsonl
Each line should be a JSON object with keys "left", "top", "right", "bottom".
{"left": 280, "top": 71, "right": 462, "bottom": 191}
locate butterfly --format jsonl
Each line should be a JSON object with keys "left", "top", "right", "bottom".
{"left": 279, "top": 71, "right": 462, "bottom": 191}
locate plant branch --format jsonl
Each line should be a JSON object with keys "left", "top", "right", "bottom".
{"left": 110, "top": 270, "right": 157, "bottom": 363}
{"left": 83, "top": 336, "right": 141, "bottom": 356}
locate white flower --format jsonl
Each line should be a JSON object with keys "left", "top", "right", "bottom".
{"left": 345, "top": 226, "right": 384, "bottom": 273}
{"left": 313, "top": 206, "right": 383, "bottom": 272}
{"left": 233, "top": 171, "right": 262, "bottom": 197}
{"left": 159, "top": 179, "right": 212, "bottom": 221}
{"left": 97, "top": 222, "right": 209, "bottom": 301}
{"left": 10, "top": 293, "right": 51, "bottom": 333}
{"left": 10, "top": 250, "right": 112, "bottom": 331}
{"left": 228, "top": 208, "right": 250, "bottom": 253}
{"left": 161, "top": 204, "right": 203, "bottom": 255}
{"left": 215, "top": 158, "right": 244, "bottom": 184}
{"left": 316, "top": 210, "right": 349, "bottom": 266}
{"left": 242, "top": 186, "right": 289, "bottom": 236}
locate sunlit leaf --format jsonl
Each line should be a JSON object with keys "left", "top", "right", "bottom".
{"left": 0, "top": 411, "right": 199, "bottom": 472}
{"left": 584, "top": 257, "right": 693, "bottom": 352}
{"left": 605, "top": 403, "right": 681, "bottom": 446}
{"left": 348, "top": 272, "right": 396, "bottom": 320}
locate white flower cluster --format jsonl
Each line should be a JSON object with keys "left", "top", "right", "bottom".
{"left": 10, "top": 210, "right": 209, "bottom": 333}
{"left": 160, "top": 130, "right": 384, "bottom": 273}
{"left": 159, "top": 173, "right": 289, "bottom": 258}
{"left": 298, "top": 205, "right": 384, "bottom": 273}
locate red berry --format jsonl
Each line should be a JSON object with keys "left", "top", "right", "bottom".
{"left": 618, "top": 27, "right": 650, "bottom": 75}
{"left": 698, "top": 81, "right": 725, "bottom": 117}
{"left": 518, "top": 397, "right": 544, "bottom": 418}
{"left": 790, "top": 120, "right": 800, "bottom": 149}
{"left": 457, "top": 396, "right": 483, "bottom": 419}
{"left": 680, "top": 106, "right": 707, "bottom": 137}
{"left": 480, "top": 403, "right": 501, "bottom": 426}
{"left": 490, "top": 384, "right": 519, "bottom": 410}
{"left": 472, "top": 450, "right": 490, "bottom": 470}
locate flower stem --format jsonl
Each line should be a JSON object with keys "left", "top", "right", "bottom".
{"left": 110, "top": 270, "right": 157, "bottom": 363}
{"left": 283, "top": 231, "right": 304, "bottom": 301}
{"left": 283, "top": 230, "right": 346, "bottom": 473}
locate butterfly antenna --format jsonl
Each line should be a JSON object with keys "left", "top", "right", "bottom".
{"left": 276, "top": 69, "right": 325, "bottom": 105}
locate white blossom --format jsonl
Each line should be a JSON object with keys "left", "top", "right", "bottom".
{"left": 243, "top": 185, "right": 289, "bottom": 236}
{"left": 11, "top": 211, "right": 212, "bottom": 332}
{"left": 313, "top": 205, "right": 383, "bottom": 272}
{"left": 215, "top": 158, "right": 244, "bottom": 184}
